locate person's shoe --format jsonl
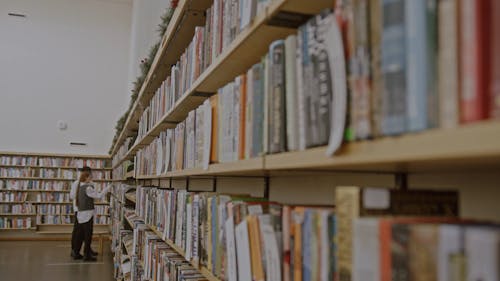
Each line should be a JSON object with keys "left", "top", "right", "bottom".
{"left": 83, "top": 256, "right": 97, "bottom": 262}
{"left": 71, "top": 250, "right": 83, "bottom": 260}
{"left": 90, "top": 249, "right": 98, "bottom": 256}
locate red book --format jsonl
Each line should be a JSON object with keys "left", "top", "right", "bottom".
{"left": 491, "top": 0, "right": 500, "bottom": 118}
{"left": 459, "top": 0, "right": 492, "bottom": 122}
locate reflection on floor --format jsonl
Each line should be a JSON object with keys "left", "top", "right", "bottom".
{"left": 0, "top": 241, "right": 114, "bottom": 281}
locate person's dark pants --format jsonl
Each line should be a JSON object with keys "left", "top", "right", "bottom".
{"left": 81, "top": 216, "right": 94, "bottom": 258}
{"left": 71, "top": 212, "right": 84, "bottom": 254}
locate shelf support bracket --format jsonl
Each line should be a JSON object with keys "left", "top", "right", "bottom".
{"left": 395, "top": 173, "right": 408, "bottom": 190}
{"left": 185, "top": 177, "right": 190, "bottom": 192}
{"left": 212, "top": 177, "right": 217, "bottom": 192}
{"left": 169, "top": 177, "right": 173, "bottom": 189}
{"left": 192, "top": 91, "right": 215, "bottom": 98}
{"left": 266, "top": 11, "right": 311, "bottom": 28}
{"left": 263, "top": 176, "right": 270, "bottom": 199}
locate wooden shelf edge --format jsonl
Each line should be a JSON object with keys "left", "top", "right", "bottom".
{"left": 0, "top": 151, "right": 110, "bottom": 159}
{"left": 135, "top": 157, "right": 265, "bottom": 179}
{"left": 0, "top": 165, "right": 112, "bottom": 170}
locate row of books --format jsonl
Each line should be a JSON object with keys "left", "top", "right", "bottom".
{"left": 0, "top": 168, "right": 36, "bottom": 177}
{"left": 138, "top": 227, "right": 208, "bottom": 281}
{"left": 35, "top": 204, "right": 73, "bottom": 215}
{"left": 0, "top": 156, "right": 109, "bottom": 168}
{"left": 338, "top": 0, "right": 500, "bottom": 139}
{"left": 35, "top": 192, "right": 71, "bottom": 203}
{"left": 38, "top": 157, "right": 109, "bottom": 168}
{"left": 112, "top": 136, "right": 134, "bottom": 167}
{"left": 0, "top": 203, "right": 33, "bottom": 214}
{"left": 35, "top": 214, "right": 110, "bottom": 225}
{"left": 134, "top": 0, "right": 275, "bottom": 147}
{"left": 130, "top": 185, "right": 485, "bottom": 281}
{"left": 0, "top": 191, "right": 28, "bottom": 202}
{"left": 0, "top": 217, "right": 32, "bottom": 229}
{"left": 36, "top": 215, "right": 73, "bottom": 225}
{"left": 0, "top": 180, "right": 110, "bottom": 191}
{"left": 0, "top": 156, "right": 37, "bottom": 166}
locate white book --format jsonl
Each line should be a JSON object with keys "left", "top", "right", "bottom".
{"left": 202, "top": 99, "right": 212, "bottom": 170}
{"left": 259, "top": 214, "right": 281, "bottom": 281}
{"left": 285, "top": 35, "right": 299, "bottom": 151}
{"left": 263, "top": 54, "right": 270, "bottom": 154}
{"left": 465, "top": 227, "right": 499, "bottom": 281}
{"left": 225, "top": 216, "right": 238, "bottom": 281}
{"left": 240, "top": 0, "right": 256, "bottom": 30}
{"left": 235, "top": 220, "right": 252, "bottom": 281}
{"left": 437, "top": 224, "right": 462, "bottom": 281}
{"left": 353, "top": 218, "right": 380, "bottom": 281}
{"left": 185, "top": 202, "right": 193, "bottom": 260}
{"left": 245, "top": 67, "right": 254, "bottom": 159}
{"left": 233, "top": 77, "right": 241, "bottom": 162}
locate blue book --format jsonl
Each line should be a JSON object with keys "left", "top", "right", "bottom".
{"left": 381, "top": 0, "right": 407, "bottom": 135}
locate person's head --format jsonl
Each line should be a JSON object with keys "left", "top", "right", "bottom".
{"left": 79, "top": 166, "right": 92, "bottom": 182}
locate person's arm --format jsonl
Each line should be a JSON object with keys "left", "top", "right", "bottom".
{"left": 69, "top": 181, "right": 78, "bottom": 200}
{"left": 85, "top": 184, "right": 111, "bottom": 199}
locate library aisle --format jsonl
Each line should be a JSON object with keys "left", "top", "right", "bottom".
{"left": 1, "top": 0, "right": 500, "bottom": 281}
{"left": 0, "top": 241, "right": 114, "bottom": 281}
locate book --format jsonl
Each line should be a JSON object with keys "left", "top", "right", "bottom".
{"left": 459, "top": 0, "right": 492, "bottom": 123}
{"left": 268, "top": 40, "right": 286, "bottom": 154}
{"left": 437, "top": 0, "right": 459, "bottom": 128}
{"left": 380, "top": 0, "right": 407, "bottom": 135}
{"left": 369, "top": 0, "right": 383, "bottom": 137}
{"left": 491, "top": 0, "right": 500, "bottom": 118}
{"left": 235, "top": 219, "right": 252, "bottom": 281}
{"left": 284, "top": 35, "right": 299, "bottom": 152}
{"left": 406, "top": 0, "right": 438, "bottom": 132}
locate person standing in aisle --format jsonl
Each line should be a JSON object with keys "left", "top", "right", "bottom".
{"left": 69, "top": 166, "right": 91, "bottom": 259}
{"left": 76, "top": 168, "right": 111, "bottom": 261}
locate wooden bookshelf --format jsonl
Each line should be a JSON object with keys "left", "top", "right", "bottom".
{"left": 0, "top": 213, "right": 36, "bottom": 216}
{"left": 128, "top": 121, "right": 500, "bottom": 178}
{"left": 136, "top": 157, "right": 264, "bottom": 179}
{"left": 0, "top": 227, "right": 36, "bottom": 231}
{"left": 0, "top": 190, "right": 71, "bottom": 193}
{"left": 0, "top": 177, "right": 111, "bottom": 182}
{"left": 111, "top": 0, "right": 212, "bottom": 156}
{"left": 125, "top": 193, "right": 136, "bottom": 204}
{"left": 0, "top": 151, "right": 109, "bottom": 159}
{"left": 31, "top": 201, "right": 109, "bottom": 205}
{"left": 147, "top": 223, "right": 220, "bottom": 281}
{"left": 0, "top": 165, "right": 112, "bottom": 170}
{"left": 112, "top": 0, "right": 331, "bottom": 164}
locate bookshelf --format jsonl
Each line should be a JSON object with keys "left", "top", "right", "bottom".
{"left": 109, "top": 0, "right": 500, "bottom": 280}
{"left": 0, "top": 152, "right": 112, "bottom": 238}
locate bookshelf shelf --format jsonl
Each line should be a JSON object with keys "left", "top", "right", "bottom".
{"left": 264, "top": 120, "right": 500, "bottom": 173}
{"left": 0, "top": 227, "right": 36, "bottom": 231}
{"left": 0, "top": 151, "right": 109, "bottom": 159}
{"left": 0, "top": 189, "right": 70, "bottom": 193}
{"left": 0, "top": 177, "right": 111, "bottom": 182}
{"left": 31, "top": 201, "right": 109, "bottom": 205}
{"left": 0, "top": 213, "right": 36, "bottom": 216}
{"left": 110, "top": 0, "right": 331, "bottom": 159}
{"left": 136, "top": 157, "right": 265, "bottom": 179}
{"left": 127, "top": 121, "right": 500, "bottom": 178}
{"left": 125, "top": 193, "right": 136, "bottom": 204}
{"left": 0, "top": 165, "right": 112, "bottom": 170}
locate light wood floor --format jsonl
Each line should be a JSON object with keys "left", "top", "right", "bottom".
{"left": 0, "top": 241, "right": 114, "bottom": 281}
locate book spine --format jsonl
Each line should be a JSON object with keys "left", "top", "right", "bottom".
{"left": 381, "top": 0, "right": 407, "bottom": 135}
{"left": 269, "top": 40, "right": 286, "bottom": 154}
{"left": 391, "top": 224, "right": 410, "bottom": 281}
{"left": 335, "top": 186, "right": 360, "bottom": 281}
{"left": 459, "top": 0, "right": 491, "bottom": 122}
{"left": 491, "top": 0, "right": 500, "bottom": 118}
{"left": 239, "top": 74, "right": 247, "bottom": 160}
{"left": 353, "top": 0, "right": 372, "bottom": 140}
{"left": 437, "top": 0, "right": 459, "bottom": 128}
{"left": 426, "top": 0, "right": 438, "bottom": 129}
{"left": 406, "top": 0, "right": 429, "bottom": 132}
{"left": 296, "top": 25, "right": 306, "bottom": 151}
{"left": 285, "top": 35, "right": 298, "bottom": 152}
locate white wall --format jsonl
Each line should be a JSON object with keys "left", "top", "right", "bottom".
{"left": 0, "top": 0, "right": 132, "bottom": 155}
{"left": 127, "top": 0, "right": 170, "bottom": 91}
